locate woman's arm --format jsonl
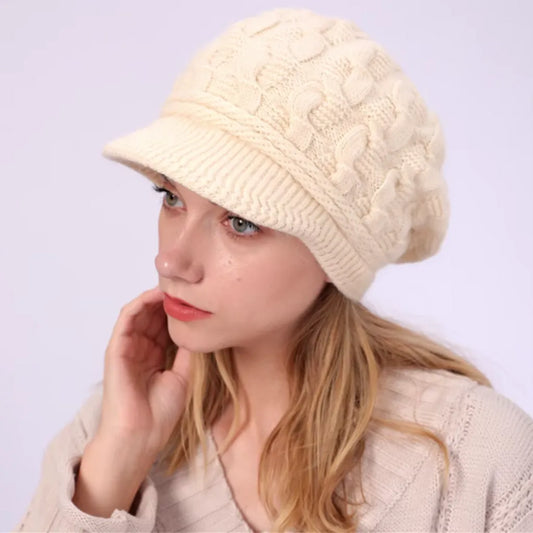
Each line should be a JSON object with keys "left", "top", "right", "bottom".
{"left": 14, "top": 386, "right": 159, "bottom": 532}
{"left": 16, "top": 287, "right": 192, "bottom": 532}
{"left": 71, "top": 429, "right": 157, "bottom": 519}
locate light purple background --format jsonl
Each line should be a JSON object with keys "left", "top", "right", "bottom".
{"left": 1, "top": 0, "right": 532, "bottom": 528}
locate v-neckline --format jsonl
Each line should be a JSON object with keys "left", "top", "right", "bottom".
{"left": 192, "top": 369, "right": 473, "bottom": 532}
{"left": 206, "top": 427, "right": 260, "bottom": 533}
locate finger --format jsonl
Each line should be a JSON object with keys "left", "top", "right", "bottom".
{"left": 155, "top": 321, "right": 172, "bottom": 350}
{"left": 106, "top": 287, "right": 165, "bottom": 353}
{"left": 134, "top": 300, "right": 167, "bottom": 341}
{"left": 112, "top": 287, "right": 164, "bottom": 336}
{"left": 170, "top": 345, "right": 193, "bottom": 392}
{"left": 126, "top": 293, "right": 167, "bottom": 337}
{"left": 122, "top": 286, "right": 164, "bottom": 319}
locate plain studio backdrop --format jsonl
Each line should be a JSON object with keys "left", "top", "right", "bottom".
{"left": 1, "top": 0, "right": 532, "bottom": 528}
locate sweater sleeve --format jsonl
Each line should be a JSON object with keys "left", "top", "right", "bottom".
{"left": 14, "top": 385, "right": 159, "bottom": 532}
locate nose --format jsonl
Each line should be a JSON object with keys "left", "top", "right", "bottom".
{"left": 155, "top": 220, "right": 205, "bottom": 283}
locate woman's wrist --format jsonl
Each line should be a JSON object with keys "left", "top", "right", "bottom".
{"left": 72, "top": 432, "right": 157, "bottom": 518}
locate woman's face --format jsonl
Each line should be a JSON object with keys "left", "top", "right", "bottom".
{"left": 154, "top": 176, "right": 329, "bottom": 358}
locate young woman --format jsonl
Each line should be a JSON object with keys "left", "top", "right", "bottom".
{"left": 16, "top": 7, "right": 533, "bottom": 532}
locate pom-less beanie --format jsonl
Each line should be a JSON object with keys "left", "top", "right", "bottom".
{"left": 102, "top": 7, "right": 450, "bottom": 302}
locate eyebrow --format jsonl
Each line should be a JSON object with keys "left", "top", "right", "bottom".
{"left": 160, "top": 174, "right": 218, "bottom": 206}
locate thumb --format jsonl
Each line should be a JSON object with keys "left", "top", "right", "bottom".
{"left": 170, "top": 345, "right": 193, "bottom": 393}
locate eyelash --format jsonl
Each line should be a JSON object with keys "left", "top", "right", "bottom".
{"left": 151, "top": 185, "right": 261, "bottom": 240}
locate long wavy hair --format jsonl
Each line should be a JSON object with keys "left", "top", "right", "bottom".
{"left": 159, "top": 281, "right": 491, "bottom": 532}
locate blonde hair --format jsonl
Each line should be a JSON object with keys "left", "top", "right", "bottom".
{"left": 160, "top": 282, "right": 491, "bottom": 532}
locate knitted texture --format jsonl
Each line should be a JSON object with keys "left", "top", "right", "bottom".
{"left": 16, "top": 369, "right": 533, "bottom": 531}
{"left": 102, "top": 7, "right": 450, "bottom": 302}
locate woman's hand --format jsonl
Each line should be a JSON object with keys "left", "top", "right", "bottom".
{"left": 98, "top": 286, "right": 191, "bottom": 455}
{"left": 73, "top": 286, "right": 192, "bottom": 517}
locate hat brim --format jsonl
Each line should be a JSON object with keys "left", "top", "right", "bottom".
{"left": 102, "top": 115, "right": 311, "bottom": 233}
{"left": 102, "top": 114, "right": 375, "bottom": 301}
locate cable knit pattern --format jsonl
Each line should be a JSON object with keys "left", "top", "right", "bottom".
{"left": 15, "top": 368, "right": 533, "bottom": 532}
{"left": 102, "top": 7, "right": 449, "bottom": 302}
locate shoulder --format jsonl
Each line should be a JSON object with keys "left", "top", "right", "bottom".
{"left": 376, "top": 366, "right": 533, "bottom": 460}
{"left": 376, "top": 366, "right": 532, "bottom": 431}
{"left": 375, "top": 367, "right": 533, "bottom": 530}
{"left": 441, "top": 374, "right": 533, "bottom": 530}
{"left": 374, "top": 366, "right": 481, "bottom": 433}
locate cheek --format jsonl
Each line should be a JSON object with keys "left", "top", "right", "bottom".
{"left": 224, "top": 248, "right": 320, "bottom": 309}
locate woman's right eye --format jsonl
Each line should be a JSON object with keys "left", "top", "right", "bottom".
{"left": 152, "top": 185, "right": 181, "bottom": 208}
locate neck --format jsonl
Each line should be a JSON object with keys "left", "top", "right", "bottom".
{"left": 218, "top": 344, "right": 291, "bottom": 446}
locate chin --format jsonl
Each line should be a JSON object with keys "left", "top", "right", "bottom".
{"left": 168, "top": 330, "right": 230, "bottom": 355}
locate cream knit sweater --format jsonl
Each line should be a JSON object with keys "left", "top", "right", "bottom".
{"left": 15, "top": 367, "right": 533, "bottom": 532}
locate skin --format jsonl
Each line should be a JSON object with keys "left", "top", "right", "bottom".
{"left": 154, "top": 177, "right": 330, "bottom": 530}
{"left": 73, "top": 176, "right": 329, "bottom": 531}
{"left": 155, "top": 176, "right": 328, "bottom": 362}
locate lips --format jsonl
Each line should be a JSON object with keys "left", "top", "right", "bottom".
{"left": 165, "top": 294, "right": 207, "bottom": 312}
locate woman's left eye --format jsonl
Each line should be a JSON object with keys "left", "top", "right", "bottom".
{"left": 151, "top": 184, "right": 260, "bottom": 239}
{"left": 226, "top": 216, "right": 261, "bottom": 239}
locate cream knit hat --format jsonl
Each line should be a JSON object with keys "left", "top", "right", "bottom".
{"left": 102, "top": 7, "right": 449, "bottom": 302}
